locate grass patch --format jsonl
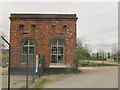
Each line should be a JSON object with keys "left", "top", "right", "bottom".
{"left": 115, "top": 60, "right": 120, "bottom": 63}
{"left": 104, "top": 63, "right": 118, "bottom": 66}
{"left": 74, "top": 69, "right": 82, "bottom": 74}
{"left": 35, "top": 84, "right": 43, "bottom": 88}
{"left": 79, "top": 61, "right": 118, "bottom": 67}
{"left": 35, "top": 78, "right": 51, "bottom": 88}
{"left": 40, "top": 78, "right": 51, "bottom": 84}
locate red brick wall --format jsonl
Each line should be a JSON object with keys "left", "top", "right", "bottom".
{"left": 10, "top": 15, "right": 77, "bottom": 68}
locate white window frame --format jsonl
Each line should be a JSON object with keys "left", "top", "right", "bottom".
{"left": 51, "top": 40, "right": 64, "bottom": 64}
{"left": 21, "top": 40, "right": 35, "bottom": 64}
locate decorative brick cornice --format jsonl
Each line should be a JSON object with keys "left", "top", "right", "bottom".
{"left": 9, "top": 14, "right": 78, "bottom": 20}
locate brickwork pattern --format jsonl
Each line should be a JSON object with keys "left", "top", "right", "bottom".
{"left": 10, "top": 14, "right": 77, "bottom": 68}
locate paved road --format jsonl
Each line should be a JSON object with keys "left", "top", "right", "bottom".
{"left": 0, "top": 66, "right": 118, "bottom": 88}
{"left": 44, "top": 66, "right": 118, "bottom": 88}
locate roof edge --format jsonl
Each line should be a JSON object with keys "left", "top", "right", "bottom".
{"left": 9, "top": 13, "right": 78, "bottom": 20}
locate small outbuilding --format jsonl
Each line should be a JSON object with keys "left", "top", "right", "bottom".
{"left": 9, "top": 14, "right": 78, "bottom": 71}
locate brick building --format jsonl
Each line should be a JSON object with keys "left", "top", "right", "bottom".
{"left": 9, "top": 14, "right": 78, "bottom": 70}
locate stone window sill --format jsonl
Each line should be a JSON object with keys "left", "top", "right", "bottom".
{"left": 49, "top": 63, "right": 71, "bottom": 68}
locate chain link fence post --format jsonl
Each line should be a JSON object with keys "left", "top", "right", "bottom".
{"left": 43, "top": 56, "right": 44, "bottom": 75}
{"left": 38, "top": 54, "right": 41, "bottom": 77}
{"left": 33, "top": 52, "right": 35, "bottom": 83}
{"left": 41, "top": 56, "right": 43, "bottom": 76}
{"left": 26, "top": 51, "right": 28, "bottom": 88}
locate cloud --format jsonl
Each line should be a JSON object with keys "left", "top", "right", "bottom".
{"left": 0, "top": 2, "right": 118, "bottom": 52}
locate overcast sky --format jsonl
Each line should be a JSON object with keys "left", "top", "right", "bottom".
{"left": 0, "top": 1, "right": 118, "bottom": 53}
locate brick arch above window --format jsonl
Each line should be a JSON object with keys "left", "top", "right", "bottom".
{"left": 48, "top": 37, "right": 67, "bottom": 46}
{"left": 19, "top": 37, "right": 38, "bottom": 46}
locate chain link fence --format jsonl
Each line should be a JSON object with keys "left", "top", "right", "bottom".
{"left": 2, "top": 52, "right": 44, "bottom": 89}
{"left": 1, "top": 36, "right": 44, "bottom": 89}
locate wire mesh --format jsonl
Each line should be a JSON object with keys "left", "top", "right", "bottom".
{"left": 2, "top": 49, "right": 44, "bottom": 89}
{"left": 1, "top": 37, "right": 45, "bottom": 89}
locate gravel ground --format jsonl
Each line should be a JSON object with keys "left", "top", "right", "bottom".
{"left": 1, "top": 67, "right": 35, "bottom": 88}
{"left": 44, "top": 66, "right": 118, "bottom": 88}
{"left": 0, "top": 66, "right": 118, "bottom": 88}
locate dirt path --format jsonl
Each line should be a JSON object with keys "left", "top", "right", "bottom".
{"left": 44, "top": 66, "right": 118, "bottom": 88}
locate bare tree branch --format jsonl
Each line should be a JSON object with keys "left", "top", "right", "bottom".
{"left": 0, "top": 31, "right": 7, "bottom": 49}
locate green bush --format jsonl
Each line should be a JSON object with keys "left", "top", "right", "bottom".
{"left": 64, "top": 71, "right": 69, "bottom": 74}
{"left": 35, "top": 78, "right": 51, "bottom": 88}
{"left": 35, "top": 84, "right": 43, "bottom": 88}
{"left": 74, "top": 69, "right": 82, "bottom": 74}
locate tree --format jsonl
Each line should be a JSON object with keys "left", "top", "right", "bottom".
{"left": 111, "top": 45, "right": 118, "bottom": 60}
{"left": 77, "top": 39, "right": 91, "bottom": 61}
{"left": 97, "top": 52, "right": 99, "bottom": 60}
{"left": 0, "top": 31, "right": 7, "bottom": 49}
{"left": 108, "top": 52, "right": 110, "bottom": 59}
{"left": 97, "top": 48, "right": 105, "bottom": 61}
{"left": 117, "top": 50, "right": 120, "bottom": 61}
{"left": 111, "top": 45, "right": 117, "bottom": 55}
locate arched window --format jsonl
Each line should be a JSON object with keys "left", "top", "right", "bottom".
{"left": 22, "top": 40, "right": 35, "bottom": 63}
{"left": 51, "top": 40, "right": 64, "bottom": 63}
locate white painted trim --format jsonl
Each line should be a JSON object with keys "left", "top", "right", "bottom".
{"left": 49, "top": 64, "right": 71, "bottom": 68}
{"left": 22, "top": 40, "right": 35, "bottom": 64}
{"left": 51, "top": 40, "right": 64, "bottom": 63}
